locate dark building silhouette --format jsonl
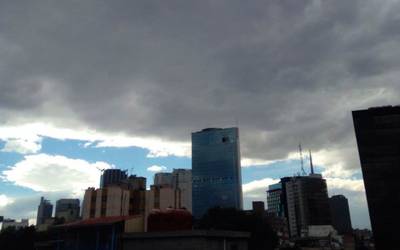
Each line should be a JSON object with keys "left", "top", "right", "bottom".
{"left": 281, "top": 174, "right": 332, "bottom": 238}
{"left": 353, "top": 106, "right": 400, "bottom": 250}
{"left": 36, "top": 197, "right": 53, "bottom": 226}
{"left": 252, "top": 201, "right": 265, "bottom": 216}
{"left": 329, "top": 195, "right": 352, "bottom": 234}
{"left": 100, "top": 169, "right": 128, "bottom": 188}
{"left": 192, "top": 127, "right": 243, "bottom": 218}
{"left": 120, "top": 175, "right": 146, "bottom": 190}
{"left": 55, "top": 199, "right": 80, "bottom": 222}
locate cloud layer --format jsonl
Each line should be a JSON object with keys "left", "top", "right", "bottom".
{"left": 1, "top": 0, "right": 400, "bottom": 173}
{"left": 2, "top": 154, "right": 111, "bottom": 195}
{"left": 147, "top": 165, "right": 168, "bottom": 173}
{"left": 1, "top": 0, "right": 398, "bottom": 229}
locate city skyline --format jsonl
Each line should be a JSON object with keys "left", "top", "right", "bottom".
{"left": 2, "top": 0, "right": 400, "bottom": 232}
{"left": 0, "top": 126, "right": 370, "bottom": 229}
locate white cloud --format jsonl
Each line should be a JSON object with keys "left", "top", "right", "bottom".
{"left": 326, "top": 177, "right": 365, "bottom": 193}
{"left": 1, "top": 137, "right": 42, "bottom": 154}
{"left": 0, "top": 123, "right": 190, "bottom": 158}
{"left": 242, "top": 178, "right": 279, "bottom": 198}
{"left": 287, "top": 147, "right": 359, "bottom": 178}
{"left": 147, "top": 165, "right": 167, "bottom": 173}
{"left": 2, "top": 154, "right": 112, "bottom": 195}
{"left": 241, "top": 158, "right": 278, "bottom": 167}
{"left": 0, "top": 194, "right": 14, "bottom": 207}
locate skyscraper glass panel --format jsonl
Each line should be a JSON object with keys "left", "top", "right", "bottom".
{"left": 192, "top": 127, "right": 243, "bottom": 218}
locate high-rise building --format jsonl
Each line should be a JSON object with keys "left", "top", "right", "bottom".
{"left": 267, "top": 183, "right": 284, "bottom": 217}
{"left": 281, "top": 174, "right": 332, "bottom": 238}
{"left": 146, "top": 185, "right": 184, "bottom": 212}
{"left": 82, "top": 174, "right": 146, "bottom": 220}
{"left": 120, "top": 175, "right": 146, "bottom": 191}
{"left": 154, "top": 173, "right": 173, "bottom": 186}
{"left": 329, "top": 195, "right": 352, "bottom": 235}
{"left": 55, "top": 199, "right": 80, "bottom": 223}
{"left": 171, "top": 169, "right": 192, "bottom": 211}
{"left": 100, "top": 169, "right": 128, "bottom": 188}
{"left": 81, "top": 186, "right": 146, "bottom": 220}
{"left": 151, "top": 169, "right": 192, "bottom": 212}
{"left": 352, "top": 106, "right": 400, "bottom": 249}
{"left": 36, "top": 197, "right": 53, "bottom": 226}
{"left": 192, "top": 127, "right": 243, "bottom": 218}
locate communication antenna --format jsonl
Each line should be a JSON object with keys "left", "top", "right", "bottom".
{"left": 299, "top": 143, "right": 306, "bottom": 176}
{"left": 96, "top": 166, "right": 106, "bottom": 173}
{"left": 309, "top": 150, "right": 315, "bottom": 175}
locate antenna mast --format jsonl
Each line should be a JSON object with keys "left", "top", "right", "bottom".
{"left": 309, "top": 150, "right": 315, "bottom": 174}
{"left": 299, "top": 143, "right": 306, "bottom": 176}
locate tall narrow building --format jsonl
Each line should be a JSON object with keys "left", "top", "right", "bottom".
{"left": 36, "top": 197, "right": 53, "bottom": 226}
{"left": 281, "top": 174, "right": 332, "bottom": 238}
{"left": 329, "top": 195, "right": 352, "bottom": 235}
{"left": 267, "top": 183, "right": 284, "bottom": 218}
{"left": 353, "top": 106, "right": 400, "bottom": 250}
{"left": 171, "top": 169, "right": 192, "bottom": 212}
{"left": 192, "top": 127, "right": 243, "bottom": 218}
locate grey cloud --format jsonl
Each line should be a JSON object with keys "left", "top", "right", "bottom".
{"left": 1, "top": 0, "right": 400, "bottom": 169}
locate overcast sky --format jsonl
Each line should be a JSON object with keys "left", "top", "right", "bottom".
{"left": 1, "top": 0, "right": 400, "bottom": 229}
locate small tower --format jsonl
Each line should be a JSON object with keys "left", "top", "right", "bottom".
{"left": 309, "top": 150, "right": 315, "bottom": 174}
{"left": 299, "top": 143, "right": 306, "bottom": 176}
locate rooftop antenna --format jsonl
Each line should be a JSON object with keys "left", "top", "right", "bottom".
{"left": 309, "top": 150, "right": 315, "bottom": 175}
{"left": 299, "top": 143, "right": 307, "bottom": 176}
{"left": 95, "top": 166, "right": 106, "bottom": 173}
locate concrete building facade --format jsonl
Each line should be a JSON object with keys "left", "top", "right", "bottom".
{"left": 37, "top": 197, "right": 53, "bottom": 226}
{"left": 154, "top": 172, "right": 173, "bottom": 186}
{"left": 55, "top": 199, "right": 80, "bottom": 223}
{"left": 81, "top": 186, "right": 146, "bottom": 220}
{"left": 154, "top": 170, "right": 192, "bottom": 209}
{"left": 100, "top": 169, "right": 128, "bottom": 188}
{"left": 282, "top": 174, "right": 332, "bottom": 238}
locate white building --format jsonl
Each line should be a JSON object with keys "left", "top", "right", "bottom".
{"left": 1, "top": 219, "right": 29, "bottom": 231}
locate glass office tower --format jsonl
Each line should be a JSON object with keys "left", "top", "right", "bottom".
{"left": 192, "top": 127, "right": 243, "bottom": 218}
{"left": 353, "top": 106, "right": 400, "bottom": 250}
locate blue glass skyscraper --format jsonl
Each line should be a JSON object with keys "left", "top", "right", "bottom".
{"left": 192, "top": 127, "right": 243, "bottom": 218}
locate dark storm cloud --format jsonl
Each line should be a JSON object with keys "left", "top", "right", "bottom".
{"left": 1, "top": 0, "right": 400, "bottom": 168}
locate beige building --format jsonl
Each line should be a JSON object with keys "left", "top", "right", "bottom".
{"left": 146, "top": 185, "right": 182, "bottom": 212}
{"left": 81, "top": 186, "right": 146, "bottom": 220}
{"left": 144, "top": 184, "right": 191, "bottom": 231}
{"left": 150, "top": 169, "right": 192, "bottom": 212}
